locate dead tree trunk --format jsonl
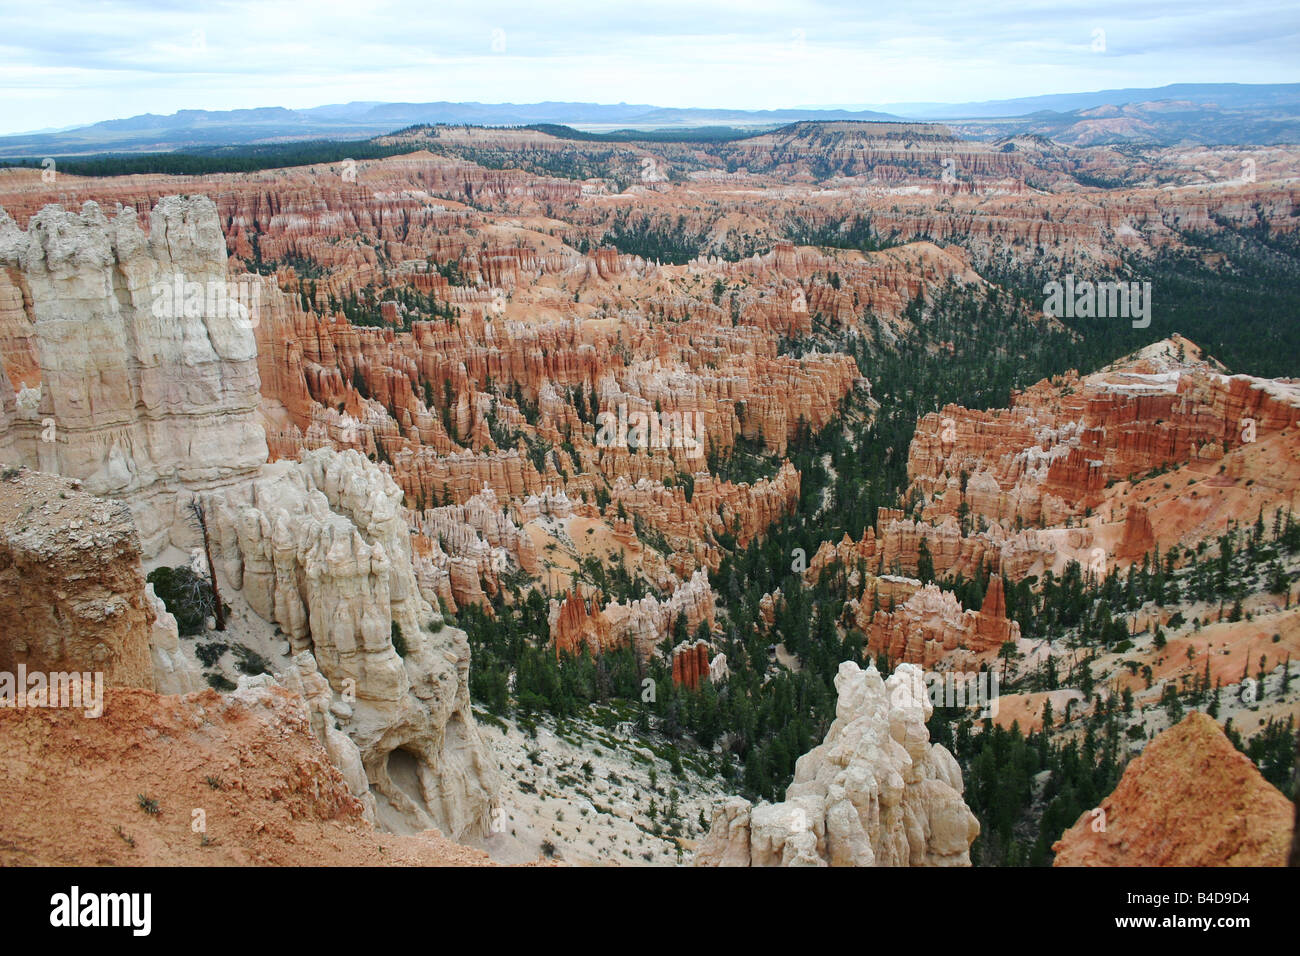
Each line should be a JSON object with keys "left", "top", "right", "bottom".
{"left": 189, "top": 500, "right": 225, "bottom": 631}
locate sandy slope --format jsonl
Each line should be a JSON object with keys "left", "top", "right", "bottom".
{"left": 0, "top": 683, "right": 498, "bottom": 866}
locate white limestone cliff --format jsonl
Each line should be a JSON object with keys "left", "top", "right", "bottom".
{"left": 0, "top": 197, "right": 267, "bottom": 554}
{"left": 0, "top": 196, "right": 501, "bottom": 845}
{"left": 206, "top": 447, "right": 500, "bottom": 841}
{"left": 694, "top": 661, "right": 980, "bottom": 866}
{"left": 144, "top": 582, "right": 204, "bottom": 694}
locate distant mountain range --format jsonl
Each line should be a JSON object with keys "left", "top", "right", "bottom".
{"left": 861, "top": 82, "right": 1300, "bottom": 119}
{"left": 1, "top": 83, "right": 1297, "bottom": 158}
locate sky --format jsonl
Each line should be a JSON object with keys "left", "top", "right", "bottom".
{"left": 1, "top": 0, "right": 1298, "bottom": 134}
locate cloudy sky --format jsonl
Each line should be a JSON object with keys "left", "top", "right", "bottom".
{"left": 1, "top": 0, "right": 1297, "bottom": 134}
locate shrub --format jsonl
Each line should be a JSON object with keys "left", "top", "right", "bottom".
{"left": 391, "top": 621, "right": 408, "bottom": 657}
{"left": 232, "top": 644, "right": 270, "bottom": 675}
{"left": 195, "top": 642, "right": 229, "bottom": 668}
{"left": 146, "top": 565, "right": 217, "bottom": 636}
{"left": 206, "top": 673, "right": 235, "bottom": 692}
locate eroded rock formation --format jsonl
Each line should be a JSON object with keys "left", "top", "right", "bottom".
{"left": 1053, "top": 712, "right": 1294, "bottom": 866}
{"left": 0, "top": 469, "right": 155, "bottom": 689}
{"left": 695, "top": 661, "right": 979, "bottom": 866}
{"left": 206, "top": 447, "right": 500, "bottom": 840}
{"left": 549, "top": 567, "right": 716, "bottom": 662}
{"left": 144, "top": 583, "right": 204, "bottom": 695}
{"left": 863, "top": 579, "right": 1019, "bottom": 669}
{"left": 908, "top": 336, "right": 1300, "bottom": 537}
{"left": 0, "top": 195, "right": 501, "bottom": 845}
{"left": 0, "top": 197, "right": 266, "bottom": 554}
{"left": 671, "top": 640, "right": 712, "bottom": 690}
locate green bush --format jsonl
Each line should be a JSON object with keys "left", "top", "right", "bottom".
{"left": 195, "top": 642, "right": 229, "bottom": 668}
{"left": 146, "top": 565, "right": 217, "bottom": 636}
{"left": 233, "top": 645, "right": 270, "bottom": 675}
{"left": 391, "top": 621, "right": 408, "bottom": 657}
{"left": 205, "top": 673, "right": 235, "bottom": 692}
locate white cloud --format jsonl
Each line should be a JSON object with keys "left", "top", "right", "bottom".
{"left": 0, "top": 0, "right": 1296, "bottom": 133}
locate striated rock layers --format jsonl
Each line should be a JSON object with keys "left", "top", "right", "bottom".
{"left": 609, "top": 464, "right": 803, "bottom": 576}
{"left": 0, "top": 197, "right": 267, "bottom": 555}
{"left": 797, "top": 521, "right": 1020, "bottom": 667}
{"left": 409, "top": 484, "right": 540, "bottom": 612}
{"left": 803, "top": 510, "right": 1052, "bottom": 590}
{"left": 549, "top": 567, "right": 716, "bottom": 662}
{"left": 1053, "top": 712, "right": 1294, "bottom": 866}
{"left": 695, "top": 661, "right": 979, "bottom": 866}
{"left": 0, "top": 468, "right": 200, "bottom": 693}
{"left": 205, "top": 446, "right": 499, "bottom": 841}
{"left": 862, "top": 578, "right": 1019, "bottom": 669}
{"left": 907, "top": 336, "right": 1300, "bottom": 532}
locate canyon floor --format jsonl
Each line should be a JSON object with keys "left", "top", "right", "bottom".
{"left": 0, "top": 120, "right": 1296, "bottom": 866}
{"left": 472, "top": 707, "right": 728, "bottom": 865}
